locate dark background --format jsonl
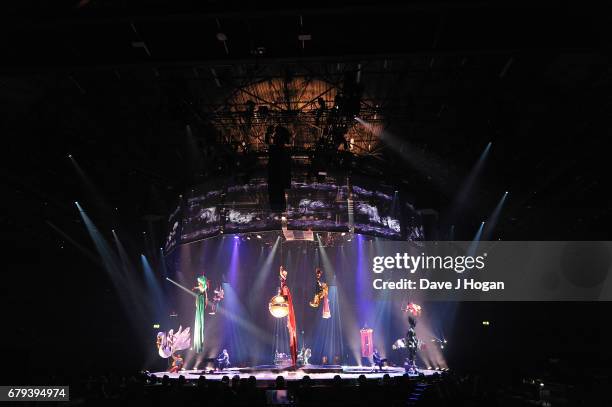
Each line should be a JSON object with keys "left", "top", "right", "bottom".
{"left": 1, "top": 0, "right": 610, "bottom": 385}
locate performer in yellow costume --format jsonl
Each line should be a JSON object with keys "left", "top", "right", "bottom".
{"left": 309, "top": 268, "right": 331, "bottom": 319}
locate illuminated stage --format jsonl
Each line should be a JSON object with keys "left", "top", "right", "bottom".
{"left": 153, "top": 174, "right": 448, "bottom": 379}
{"left": 150, "top": 366, "right": 440, "bottom": 383}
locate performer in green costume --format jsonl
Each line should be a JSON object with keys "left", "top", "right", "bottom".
{"left": 193, "top": 275, "right": 208, "bottom": 353}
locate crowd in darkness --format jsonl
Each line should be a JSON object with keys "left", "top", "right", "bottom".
{"left": 31, "top": 369, "right": 609, "bottom": 406}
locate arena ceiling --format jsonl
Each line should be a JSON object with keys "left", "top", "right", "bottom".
{"left": 2, "top": 1, "right": 611, "bottom": 255}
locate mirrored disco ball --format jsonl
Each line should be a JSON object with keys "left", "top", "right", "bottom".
{"left": 269, "top": 295, "right": 289, "bottom": 318}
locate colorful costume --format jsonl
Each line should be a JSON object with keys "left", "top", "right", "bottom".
{"left": 209, "top": 285, "right": 224, "bottom": 315}
{"left": 405, "top": 317, "right": 419, "bottom": 374}
{"left": 298, "top": 347, "right": 312, "bottom": 365}
{"left": 193, "top": 275, "right": 208, "bottom": 353}
{"left": 169, "top": 354, "right": 184, "bottom": 373}
{"left": 403, "top": 302, "right": 422, "bottom": 317}
{"left": 309, "top": 268, "right": 331, "bottom": 319}
{"left": 280, "top": 267, "right": 298, "bottom": 367}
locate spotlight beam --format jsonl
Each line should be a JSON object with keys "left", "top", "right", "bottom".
{"left": 452, "top": 142, "right": 492, "bottom": 210}
{"left": 467, "top": 221, "right": 485, "bottom": 255}
{"left": 482, "top": 191, "right": 509, "bottom": 241}
{"left": 165, "top": 277, "right": 197, "bottom": 298}
{"left": 250, "top": 236, "right": 281, "bottom": 297}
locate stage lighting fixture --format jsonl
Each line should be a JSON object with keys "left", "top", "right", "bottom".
{"left": 482, "top": 320, "right": 490, "bottom": 326}
{"left": 257, "top": 234, "right": 262, "bottom": 239}
{"left": 341, "top": 232, "right": 346, "bottom": 236}
{"left": 153, "top": 324, "right": 160, "bottom": 329}
{"left": 233, "top": 235, "right": 239, "bottom": 239}
{"left": 281, "top": 216, "right": 286, "bottom": 221}
{"left": 68, "top": 154, "right": 72, "bottom": 158}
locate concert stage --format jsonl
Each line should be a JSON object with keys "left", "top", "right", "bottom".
{"left": 150, "top": 366, "right": 439, "bottom": 383}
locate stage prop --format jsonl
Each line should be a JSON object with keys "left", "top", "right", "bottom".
{"left": 269, "top": 295, "right": 290, "bottom": 318}
{"left": 273, "top": 352, "right": 294, "bottom": 368}
{"left": 193, "top": 275, "right": 208, "bottom": 353}
{"left": 360, "top": 327, "right": 374, "bottom": 366}
{"left": 156, "top": 326, "right": 192, "bottom": 358}
{"left": 162, "top": 176, "right": 424, "bottom": 254}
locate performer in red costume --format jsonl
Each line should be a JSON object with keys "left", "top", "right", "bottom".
{"left": 279, "top": 265, "right": 298, "bottom": 367}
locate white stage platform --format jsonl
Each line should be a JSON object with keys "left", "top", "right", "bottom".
{"left": 150, "top": 366, "right": 440, "bottom": 382}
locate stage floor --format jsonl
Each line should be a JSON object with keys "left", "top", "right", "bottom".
{"left": 150, "top": 366, "right": 439, "bottom": 382}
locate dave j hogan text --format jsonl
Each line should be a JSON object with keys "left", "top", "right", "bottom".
{"left": 372, "top": 278, "right": 505, "bottom": 292}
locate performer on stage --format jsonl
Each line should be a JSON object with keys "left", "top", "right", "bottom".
{"left": 309, "top": 268, "right": 331, "bottom": 319}
{"left": 209, "top": 284, "right": 224, "bottom": 315}
{"left": 372, "top": 348, "right": 387, "bottom": 372}
{"left": 169, "top": 353, "right": 184, "bottom": 373}
{"left": 279, "top": 265, "right": 298, "bottom": 367}
{"left": 405, "top": 316, "right": 419, "bottom": 374}
{"left": 216, "top": 349, "right": 230, "bottom": 371}
{"left": 192, "top": 275, "right": 208, "bottom": 353}
{"left": 298, "top": 346, "right": 312, "bottom": 366}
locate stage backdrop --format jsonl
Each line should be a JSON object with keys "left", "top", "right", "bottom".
{"left": 163, "top": 175, "right": 425, "bottom": 254}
